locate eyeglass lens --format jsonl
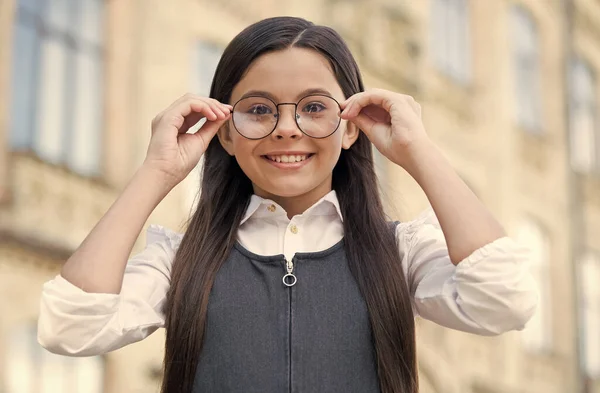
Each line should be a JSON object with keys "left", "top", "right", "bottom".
{"left": 232, "top": 95, "right": 341, "bottom": 139}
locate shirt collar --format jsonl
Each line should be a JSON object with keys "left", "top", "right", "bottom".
{"left": 240, "top": 190, "right": 343, "bottom": 225}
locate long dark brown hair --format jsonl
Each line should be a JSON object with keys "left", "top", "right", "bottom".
{"left": 161, "top": 16, "right": 418, "bottom": 393}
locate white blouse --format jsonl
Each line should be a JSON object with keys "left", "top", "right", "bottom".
{"left": 37, "top": 191, "right": 538, "bottom": 357}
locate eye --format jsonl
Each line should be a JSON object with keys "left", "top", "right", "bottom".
{"left": 248, "top": 104, "right": 273, "bottom": 115}
{"left": 302, "top": 102, "right": 326, "bottom": 114}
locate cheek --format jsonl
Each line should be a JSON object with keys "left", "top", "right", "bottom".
{"left": 316, "top": 138, "right": 343, "bottom": 167}
{"left": 325, "top": 131, "right": 345, "bottom": 153}
{"left": 230, "top": 136, "right": 261, "bottom": 172}
{"left": 230, "top": 132, "right": 256, "bottom": 154}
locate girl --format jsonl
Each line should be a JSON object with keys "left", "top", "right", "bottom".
{"left": 38, "top": 16, "right": 538, "bottom": 393}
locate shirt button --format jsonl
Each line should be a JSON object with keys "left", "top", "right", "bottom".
{"left": 267, "top": 204, "right": 276, "bottom": 212}
{"left": 290, "top": 225, "right": 298, "bottom": 234}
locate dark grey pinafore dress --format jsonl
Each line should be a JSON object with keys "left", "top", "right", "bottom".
{"left": 192, "top": 225, "right": 399, "bottom": 392}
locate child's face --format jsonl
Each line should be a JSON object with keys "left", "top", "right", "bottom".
{"left": 219, "top": 48, "right": 359, "bottom": 202}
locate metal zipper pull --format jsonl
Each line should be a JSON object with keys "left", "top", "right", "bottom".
{"left": 282, "top": 258, "right": 297, "bottom": 287}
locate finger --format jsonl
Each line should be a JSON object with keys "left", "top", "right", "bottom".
{"left": 154, "top": 95, "right": 233, "bottom": 138}
{"left": 180, "top": 113, "right": 213, "bottom": 135}
{"left": 339, "top": 98, "right": 351, "bottom": 110}
{"left": 339, "top": 92, "right": 362, "bottom": 109}
{"left": 170, "top": 99, "right": 218, "bottom": 123}
{"left": 181, "top": 109, "right": 231, "bottom": 135}
{"left": 207, "top": 101, "right": 229, "bottom": 118}
{"left": 187, "top": 117, "right": 229, "bottom": 150}
{"left": 205, "top": 99, "right": 235, "bottom": 121}
{"left": 196, "top": 117, "right": 228, "bottom": 137}
{"left": 340, "top": 94, "right": 359, "bottom": 114}
{"left": 170, "top": 94, "right": 231, "bottom": 116}
{"left": 178, "top": 100, "right": 219, "bottom": 133}
{"left": 167, "top": 93, "right": 205, "bottom": 112}
{"left": 347, "top": 112, "right": 378, "bottom": 138}
{"left": 176, "top": 95, "right": 233, "bottom": 120}
{"left": 187, "top": 100, "right": 219, "bottom": 120}
{"left": 392, "top": 94, "right": 421, "bottom": 118}
{"left": 339, "top": 100, "right": 354, "bottom": 119}
{"left": 154, "top": 100, "right": 216, "bottom": 137}
{"left": 173, "top": 96, "right": 224, "bottom": 119}
{"left": 341, "top": 90, "right": 395, "bottom": 119}
{"left": 211, "top": 99, "right": 233, "bottom": 114}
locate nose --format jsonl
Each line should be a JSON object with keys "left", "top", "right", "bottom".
{"left": 271, "top": 104, "right": 303, "bottom": 140}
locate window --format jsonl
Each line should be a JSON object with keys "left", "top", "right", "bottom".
{"left": 6, "top": 324, "right": 104, "bottom": 393}
{"left": 10, "top": 0, "right": 105, "bottom": 176}
{"left": 569, "top": 58, "right": 597, "bottom": 172}
{"left": 580, "top": 253, "right": 600, "bottom": 378}
{"left": 183, "top": 42, "right": 223, "bottom": 212}
{"left": 429, "top": 0, "right": 471, "bottom": 83}
{"left": 511, "top": 5, "right": 542, "bottom": 132}
{"left": 515, "top": 218, "right": 552, "bottom": 351}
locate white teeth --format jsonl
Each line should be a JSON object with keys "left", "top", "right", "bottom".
{"left": 267, "top": 154, "right": 309, "bottom": 163}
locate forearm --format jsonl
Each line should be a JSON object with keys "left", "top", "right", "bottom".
{"left": 60, "top": 165, "right": 174, "bottom": 294}
{"left": 399, "top": 140, "right": 506, "bottom": 265}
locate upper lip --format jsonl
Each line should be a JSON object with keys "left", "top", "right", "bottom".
{"left": 262, "top": 151, "right": 314, "bottom": 156}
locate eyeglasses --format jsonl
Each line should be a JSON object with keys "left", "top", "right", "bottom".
{"left": 231, "top": 94, "right": 342, "bottom": 140}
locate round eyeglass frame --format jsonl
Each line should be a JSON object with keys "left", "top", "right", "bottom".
{"left": 230, "top": 94, "right": 343, "bottom": 140}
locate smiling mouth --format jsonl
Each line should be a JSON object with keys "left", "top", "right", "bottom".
{"left": 263, "top": 154, "right": 314, "bottom": 163}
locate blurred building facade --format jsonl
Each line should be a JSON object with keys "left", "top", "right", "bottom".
{"left": 0, "top": 0, "right": 599, "bottom": 392}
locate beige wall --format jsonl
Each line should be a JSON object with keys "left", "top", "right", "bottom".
{"left": 0, "top": 0, "right": 17, "bottom": 204}
{"left": 1, "top": 0, "right": 599, "bottom": 391}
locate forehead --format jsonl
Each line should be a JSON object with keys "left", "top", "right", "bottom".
{"left": 230, "top": 47, "right": 345, "bottom": 102}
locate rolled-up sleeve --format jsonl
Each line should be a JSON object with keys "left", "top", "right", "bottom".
{"left": 397, "top": 209, "right": 539, "bottom": 336}
{"left": 37, "top": 225, "right": 182, "bottom": 356}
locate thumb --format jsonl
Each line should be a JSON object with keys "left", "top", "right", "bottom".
{"left": 346, "top": 112, "right": 380, "bottom": 141}
{"left": 180, "top": 117, "right": 228, "bottom": 154}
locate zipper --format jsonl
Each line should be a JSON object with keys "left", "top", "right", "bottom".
{"left": 282, "top": 257, "right": 297, "bottom": 287}
{"left": 283, "top": 257, "right": 295, "bottom": 393}
{"left": 288, "top": 278, "right": 293, "bottom": 393}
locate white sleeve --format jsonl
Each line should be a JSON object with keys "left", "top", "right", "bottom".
{"left": 37, "top": 225, "right": 182, "bottom": 356}
{"left": 397, "top": 209, "right": 539, "bottom": 336}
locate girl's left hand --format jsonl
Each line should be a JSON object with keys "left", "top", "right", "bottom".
{"left": 340, "top": 88, "right": 431, "bottom": 168}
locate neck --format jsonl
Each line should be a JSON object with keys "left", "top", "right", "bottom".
{"left": 253, "top": 179, "right": 333, "bottom": 219}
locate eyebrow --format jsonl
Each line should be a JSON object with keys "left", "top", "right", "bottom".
{"left": 239, "top": 88, "right": 334, "bottom": 102}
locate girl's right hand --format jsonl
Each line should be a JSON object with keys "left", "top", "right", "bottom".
{"left": 143, "top": 94, "right": 232, "bottom": 186}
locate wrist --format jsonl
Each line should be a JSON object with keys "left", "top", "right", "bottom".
{"left": 136, "top": 164, "right": 179, "bottom": 199}
{"left": 392, "top": 138, "right": 441, "bottom": 178}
